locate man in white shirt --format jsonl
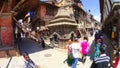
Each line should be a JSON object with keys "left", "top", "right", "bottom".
{"left": 23, "top": 52, "right": 38, "bottom": 68}
{"left": 70, "top": 38, "right": 81, "bottom": 68}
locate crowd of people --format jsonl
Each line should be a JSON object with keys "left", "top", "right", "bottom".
{"left": 21, "top": 30, "right": 120, "bottom": 68}
{"left": 65, "top": 36, "right": 89, "bottom": 68}
{"left": 65, "top": 30, "right": 111, "bottom": 68}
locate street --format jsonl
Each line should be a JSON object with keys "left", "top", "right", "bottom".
{"left": 0, "top": 36, "right": 95, "bottom": 68}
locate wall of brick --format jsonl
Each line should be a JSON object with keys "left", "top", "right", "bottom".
{"left": 0, "top": 51, "right": 7, "bottom": 58}
{"left": 0, "top": 49, "right": 17, "bottom": 58}
{"left": 38, "top": 4, "right": 58, "bottom": 25}
{"left": 0, "top": 14, "right": 14, "bottom": 46}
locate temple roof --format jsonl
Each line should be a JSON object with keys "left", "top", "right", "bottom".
{"left": 46, "top": 22, "right": 77, "bottom": 27}
{"left": 50, "top": 16, "right": 75, "bottom": 23}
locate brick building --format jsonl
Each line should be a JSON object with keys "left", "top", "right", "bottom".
{"left": 0, "top": 0, "right": 39, "bottom": 58}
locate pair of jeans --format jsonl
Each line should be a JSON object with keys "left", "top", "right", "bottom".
{"left": 72, "top": 58, "right": 78, "bottom": 68}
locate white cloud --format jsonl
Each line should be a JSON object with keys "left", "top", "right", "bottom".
{"left": 94, "top": 15, "right": 100, "bottom": 22}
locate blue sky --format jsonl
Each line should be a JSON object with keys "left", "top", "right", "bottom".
{"left": 82, "top": 0, "right": 100, "bottom": 22}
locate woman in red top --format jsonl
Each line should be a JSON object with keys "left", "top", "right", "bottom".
{"left": 114, "top": 47, "right": 120, "bottom": 68}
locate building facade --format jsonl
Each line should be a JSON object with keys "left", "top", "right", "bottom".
{"left": 30, "top": 1, "right": 58, "bottom": 31}
{"left": 72, "top": 0, "right": 87, "bottom": 36}
{"left": 100, "top": 0, "right": 120, "bottom": 48}
{"left": 72, "top": 0, "right": 97, "bottom": 37}
{"left": 0, "top": 0, "right": 39, "bottom": 58}
{"left": 0, "top": 0, "right": 17, "bottom": 58}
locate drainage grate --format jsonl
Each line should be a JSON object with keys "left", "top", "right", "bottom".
{"left": 44, "top": 54, "right": 52, "bottom": 57}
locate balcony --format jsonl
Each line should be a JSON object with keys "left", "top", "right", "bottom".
{"left": 112, "top": 1, "right": 120, "bottom": 9}
{"left": 113, "top": 0, "right": 120, "bottom": 2}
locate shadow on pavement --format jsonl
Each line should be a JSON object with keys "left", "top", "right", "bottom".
{"left": 78, "top": 58, "right": 83, "bottom": 62}
{"left": 18, "top": 38, "right": 51, "bottom": 55}
{"left": 88, "top": 39, "right": 95, "bottom": 60}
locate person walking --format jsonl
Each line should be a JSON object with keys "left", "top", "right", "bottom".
{"left": 93, "top": 45, "right": 110, "bottom": 68}
{"left": 80, "top": 36, "right": 89, "bottom": 63}
{"left": 23, "top": 52, "right": 38, "bottom": 68}
{"left": 90, "top": 29, "right": 94, "bottom": 36}
{"left": 94, "top": 39, "right": 102, "bottom": 59}
{"left": 94, "top": 32, "right": 99, "bottom": 44}
{"left": 70, "top": 38, "right": 81, "bottom": 68}
{"left": 70, "top": 33, "right": 75, "bottom": 41}
{"left": 41, "top": 37, "right": 45, "bottom": 48}
{"left": 65, "top": 39, "right": 73, "bottom": 66}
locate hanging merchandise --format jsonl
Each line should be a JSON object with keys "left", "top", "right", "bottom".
{"left": 113, "top": 26, "right": 116, "bottom": 32}
{"left": 112, "top": 32, "right": 115, "bottom": 39}
{"left": 112, "top": 26, "right": 117, "bottom": 39}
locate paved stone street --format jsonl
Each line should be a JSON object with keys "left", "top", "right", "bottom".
{"left": 0, "top": 36, "right": 95, "bottom": 68}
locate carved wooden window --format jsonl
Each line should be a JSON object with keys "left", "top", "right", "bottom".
{"left": 46, "top": 6, "right": 54, "bottom": 16}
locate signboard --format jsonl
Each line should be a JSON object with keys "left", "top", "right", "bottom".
{"left": 113, "top": 26, "right": 116, "bottom": 32}
{"left": 0, "top": 27, "right": 7, "bottom": 31}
